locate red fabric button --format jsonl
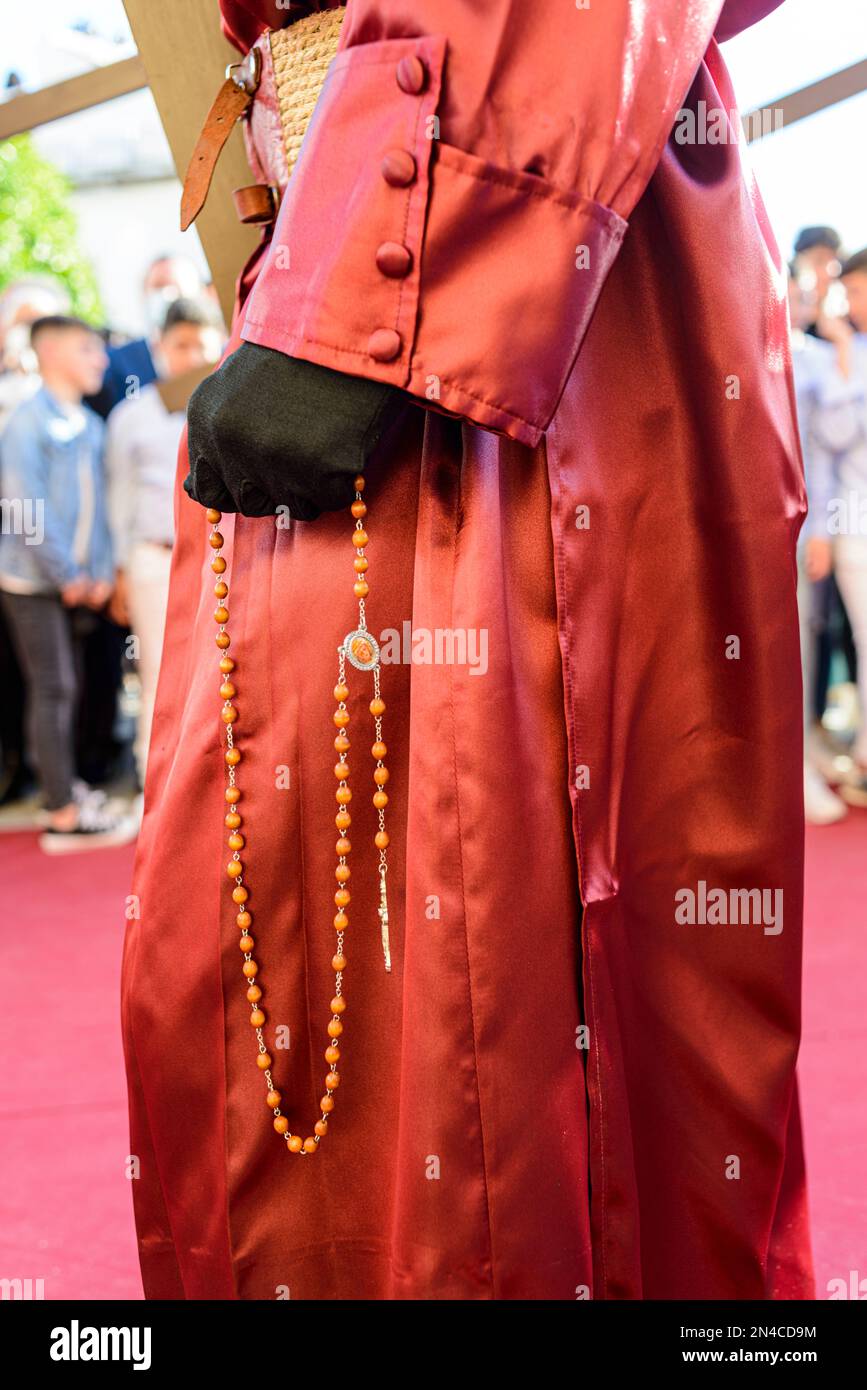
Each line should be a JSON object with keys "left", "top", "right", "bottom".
{"left": 381, "top": 148, "right": 417, "bottom": 187}
{"left": 375, "top": 242, "right": 413, "bottom": 278}
{"left": 367, "top": 329, "right": 402, "bottom": 362}
{"left": 396, "top": 55, "right": 426, "bottom": 94}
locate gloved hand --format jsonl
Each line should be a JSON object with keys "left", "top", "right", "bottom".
{"left": 183, "top": 341, "right": 406, "bottom": 521}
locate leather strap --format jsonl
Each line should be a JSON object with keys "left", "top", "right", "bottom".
{"left": 180, "top": 77, "right": 253, "bottom": 231}
{"left": 232, "top": 184, "right": 279, "bottom": 224}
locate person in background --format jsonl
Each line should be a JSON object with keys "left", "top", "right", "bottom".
{"left": 788, "top": 269, "right": 847, "bottom": 823}
{"left": 0, "top": 279, "right": 71, "bottom": 434}
{"left": 88, "top": 254, "right": 206, "bottom": 419}
{"left": 812, "top": 247, "right": 867, "bottom": 808}
{"left": 793, "top": 225, "right": 859, "bottom": 767}
{"left": 82, "top": 259, "right": 212, "bottom": 782}
{"left": 106, "top": 298, "right": 222, "bottom": 788}
{"left": 0, "top": 316, "right": 136, "bottom": 851}
{"left": 793, "top": 225, "right": 844, "bottom": 339}
{"left": 0, "top": 278, "right": 72, "bottom": 805}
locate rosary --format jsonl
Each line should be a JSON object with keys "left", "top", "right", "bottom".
{"left": 207, "top": 474, "right": 391, "bottom": 1155}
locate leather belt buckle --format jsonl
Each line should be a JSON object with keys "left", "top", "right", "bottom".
{"left": 226, "top": 46, "right": 261, "bottom": 98}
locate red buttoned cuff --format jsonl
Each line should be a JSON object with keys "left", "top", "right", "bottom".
{"left": 240, "top": 34, "right": 627, "bottom": 448}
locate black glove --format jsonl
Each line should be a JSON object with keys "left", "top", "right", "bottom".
{"left": 183, "top": 341, "right": 406, "bottom": 521}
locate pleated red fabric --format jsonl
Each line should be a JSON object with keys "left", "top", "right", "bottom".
{"left": 121, "top": 0, "right": 815, "bottom": 1298}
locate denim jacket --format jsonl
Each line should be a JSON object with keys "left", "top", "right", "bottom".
{"left": 0, "top": 385, "right": 113, "bottom": 593}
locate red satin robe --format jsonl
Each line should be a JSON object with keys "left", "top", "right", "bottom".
{"left": 121, "top": 0, "right": 815, "bottom": 1299}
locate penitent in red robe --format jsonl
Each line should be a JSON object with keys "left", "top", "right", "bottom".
{"left": 121, "top": 0, "right": 815, "bottom": 1299}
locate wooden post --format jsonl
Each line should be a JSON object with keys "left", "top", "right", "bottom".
{"left": 122, "top": 0, "right": 260, "bottom": 326}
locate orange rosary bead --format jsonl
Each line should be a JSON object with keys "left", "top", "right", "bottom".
{"left": 274, "top": 1116, "right": 290, "bottom": 1135}
{"left": 251, "top": 1010, "right": 266, "bottom": 1028}
{"left": 239, "top": 934, "right": 254, "bottom": 951}
{"left": 288, "top": 1135, "right": 303, "bottom": 1153}
{"left": 303, "top": 1138, "right": 318, "bottom": 1154}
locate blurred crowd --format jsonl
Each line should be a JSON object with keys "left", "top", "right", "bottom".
{"left": 0, "top": 255, "right": 223, "bottom": 850}
{"left": 1, "top": 229, "right": 867, "bottom": 852}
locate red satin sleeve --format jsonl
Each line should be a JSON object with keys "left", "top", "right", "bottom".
{"left": 237, "top": 0, "right": 781, "bottom": 445}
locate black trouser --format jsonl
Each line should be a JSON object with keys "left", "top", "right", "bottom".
{"left": 0, "top": 600, "right": 28, "bottom": 787}
{"left": 0, "top": 590, "right": 77, "bottom": 810}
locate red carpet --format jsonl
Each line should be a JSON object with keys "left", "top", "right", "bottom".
{"left": 800, "top": 809, "right": 867, "bottom": 1298}
{"left": 0, "top": 816, "right": 864, "bottom": 1301}
{"left": 0, "top": 832, "right": 141, "bottom": 1300}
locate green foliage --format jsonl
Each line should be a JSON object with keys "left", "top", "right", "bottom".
{"left": 0, "top": 134, "right": 104, "bottom": 323}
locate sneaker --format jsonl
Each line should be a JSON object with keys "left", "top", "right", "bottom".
{"left": 806, "top": 726, "right": 856, "bottom": 785}
{"left": 804, "top": 764, "right": 848, "bottom": 825}
{"left": 35, "top": 779, "right": 108, "bottom": 828}
{"left": 838, "top": 773, "right": 867, "bottom": 809}
{"left": 39, "top": 801, "right": 138, "bottom": 854}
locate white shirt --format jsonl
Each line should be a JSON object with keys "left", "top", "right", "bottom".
{"left": 105, "top": 383, "right": 185, "bottom": 567}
